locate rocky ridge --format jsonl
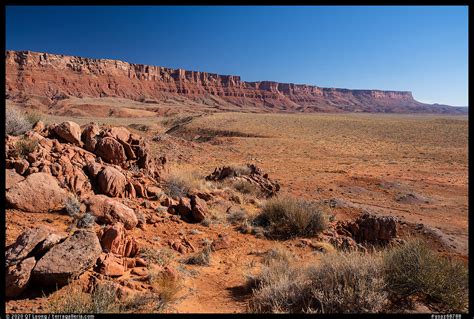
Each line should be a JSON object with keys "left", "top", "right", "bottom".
{"left": 6, "top": 50, "right": 466, "bottom": 114}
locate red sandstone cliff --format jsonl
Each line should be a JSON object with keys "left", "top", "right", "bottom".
{"left": 5, "top": 50, "right": 466, "bottom": 114}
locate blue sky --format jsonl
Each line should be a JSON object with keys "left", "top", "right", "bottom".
{"left": 6, "top": 6, "right": 468, "bottom": 106}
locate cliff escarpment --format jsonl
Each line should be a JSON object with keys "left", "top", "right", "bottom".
{"left": 5, "top": 50, "right": 466, "bottom": 114}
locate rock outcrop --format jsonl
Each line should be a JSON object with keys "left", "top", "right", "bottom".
{"left": 32, "top": 230, "right": 102, "bottom": 286}
{"left": 85, "top": 195, "right": 138, "bottom": 230}
{"left": 5, "top": 173, "right": 69, "bottom": 213}
{"left": 337, "top": 212, "right": 398, "bottom": 244}
{"left": 206, "top": 164, "right": 280, "bottom": 198}
{"left": 6, "top": 257, "right": 36, "bottom": 297}
{"left": 6, "top": 50, "right": 467, "bottom": 114}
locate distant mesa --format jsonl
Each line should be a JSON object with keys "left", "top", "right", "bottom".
{"left": 5, "top": 50, "right": 467, "bottom": 114}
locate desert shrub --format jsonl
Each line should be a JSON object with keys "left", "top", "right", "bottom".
{"left": 200, "top": 218, "right": 211, "bottom": 227}
{"left": 248, "top": 249, "right": 309, "bottom": 313}
{"left": 183, "top": 243, "right": 212, "bottom": 266}
{"left": 140, "top": 247, "right": 175, "bottom": 267}
{"left": 48, "top": 282, "right": 120, "bottom": 313}
{"left": 248, "top": 251, "right": 387, "bottom": 313}
{"left": 383, "top": 239, "right": 468, "bottom": 312}
{"left": 47, "top": 284, "right": 93, "bottom": 313}
{"left": 13, "top": 137, "right": 38, "bottom": 158}
{"left": 90, "top": 282, "right": 121, "bottom": 313}
{"left": 261, "top": 247, "right": 294, "bottom": 266}
{"left": 311, "top": 241, "right": 336, "bottom": 254}
{"left": 163, "top": 170, "right": 207, "bottom": 198}
{"left": 6, "top": 106, "right": 32, "bottom": 136}
{"left": 148, "top": 269, "right": 181, "bottom": 311}
{"left": 232, "top": 179, "right": 261, "bottom": 197}
{"left": 306, "top": 252, "right": 387, "bottom": 313}
{"left": 64, "top": 195, "right": 81, "bottom": 218}
{"left": 230, "top": 165, "right": 252, "bottom": 176}
{"left": 76, "top": 212, "right": 96, "bottom": 229}
{"left": 227, "top": 208, "right": 248, "bottom": 225}
{"left": 254, "top": 196, "right": 328, "bottom": 239}
{"left": 24, "top": 111, "right": 43, "bottom": 126}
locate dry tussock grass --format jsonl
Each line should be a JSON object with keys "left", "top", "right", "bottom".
{"left": 254, "top": 196, "right": 328, "bottom": 239}
{"left": 383, "top": 239, "right": 468, "bottom": 312}
{"left": 162, "top": 169, "right": 211, "bottom": 198}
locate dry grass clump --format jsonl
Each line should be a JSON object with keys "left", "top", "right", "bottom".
{"left": 13, "top": 137, "right": 38, "bottom": 158}
{"left": 147, "top": 269, "right": 182, "bottom": 311}
{"left": 261, "top": 247, "right": 294, "bottom": 266}
{"left": 248, "top": 250, "right": 387, "bottom": 313}
{"left": 48, "top": 282, "right": 119, "bottom": 313}
{"left": 183, "top": 242, "right": 213, "bottom": 266}
{"left": 311, "top": 241, "right": 336, "bottom": 254}
{"left": 227, "top": 208, "right": 248, "bottom": 225}
{"left": 232, "top": 179, "right": 261, "bottom": 197}
{"left": 306, "top": 252, "right": 387, "bottom": 313}
{"left": 229, "top": 165, "right": 253, "bottom": 176}
{"left": 140, "top": 247, "right": 175, "bottom": 267}
{"left": 163, "top": 170, "right": 208, "bottom": 198}
{"left": 255, "top": 196, "right": 328, "bottom": 239}
{"left": 247, "top": 248, "right": 310, "bottom": 313}
{"left": 24, "top": 111, "right": 43, "bottom": 126}
{"left": 6, "top": 106, "right": 32, "bottom": 136}
{"left": 383, "top": 239, "right": 468, "bottom": 312}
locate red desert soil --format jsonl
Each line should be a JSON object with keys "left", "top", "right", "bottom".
{"left": 5, "top": 111, "right": 468, "bottom": 313}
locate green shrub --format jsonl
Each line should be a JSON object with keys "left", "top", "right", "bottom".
{"left": 255, "top": 196, "right": 328, "bottom": 239}
{"left": 383, "top": 239, "right": 468, "bottom": 312}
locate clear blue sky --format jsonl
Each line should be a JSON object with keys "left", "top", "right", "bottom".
{"left": 6, "top": 6, "right": 468, "bottom": 106}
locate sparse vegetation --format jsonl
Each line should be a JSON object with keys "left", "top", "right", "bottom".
{"left": 227, "top": 208, "right": 248, "bottom": 225}
{"left": 76, "top": 212, "right": 96, "bottom": 229}
{"left": 64, "top": 195, "right": 81, "bottom": 218}
{"left": 261, "top": 247, "right": 294, "bottom": 265}
{"left": 247, "top": 248, "right": 309, "bottom": 313}
{"left": 183, "top": 242, "right": 212, "bottom": 266}
{"left": 128, "top": 123, "right": 150, "bottom": 132}
{"left": 311, "top": 241, "right": 336, "bottom": 254}
{"left": 163, "top": 170, "right": 208, "bottom": 198}
{"left": 254, "top": 196, "right": 328, "bottom": 239}
{"left": 24, "top": 111, "right": 43, "bottom": 126}
{"left": 232, "top": 179, "right": 261, "bottom": 197}
{"left": 6, "top": 106, "right": 32, "bottom": 136}
{"left": 48, "top": 282, "right": 120, "bottom": 313}
{"left": 383, "top": 239, "right": 468, "bottom": 312}
{"left": 140, "top": 247, "right": 175, "bottom": 267}
{"left": 147, "top": 269, "right": 181, "bottom": 311}
{"left": 306, "top": 252, "right": 387, "bottom": 313}
{"left": 248, "top": 250, "right": 387, "bottom": 313}
{"left": 13, "top": 137, "right": 38, "bottom": 158}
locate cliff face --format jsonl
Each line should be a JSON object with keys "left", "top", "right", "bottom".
{"left": 5, "top": 50, "right": 465, "bottom": 114}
